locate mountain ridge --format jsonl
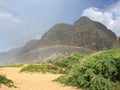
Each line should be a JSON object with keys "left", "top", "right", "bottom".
{"left": 0, "top": 16, "right": 119, "bottom": 65}
{"left": 37, "top": 16, "right": 118, "bottom": 50}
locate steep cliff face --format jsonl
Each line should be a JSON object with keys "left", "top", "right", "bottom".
{"left": 0, "top": 16, "right": 119, "bottom": 64}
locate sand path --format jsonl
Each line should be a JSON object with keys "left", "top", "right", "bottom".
{"left": 0, "top": 67, "right": 79, "bottom": 90}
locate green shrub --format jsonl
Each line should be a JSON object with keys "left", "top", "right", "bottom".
{"left": 51, "top": 54, "right": 86, "bottom": 74}
{"left": 54, "top": 75, "right": 67, "bottom": 84}
{"left": 55, "top": 48, "right": 120, "bottom": 90}
{"left": 20, "top": 63, "right": 67, "bottom": 74}
{"left": 0, "top": 74, "right": 16, "bottom": 87}
{"left": 19, "top": 54, "right": 85, "bottom": 74}
{"left": 20, "top": 64, "right": 47, "bottom": 73}
{"left": 42, "top": 63, "right": 60, "bottom": 74}
{"left": 89, "top": 75, "right": 112, "bottom": 90}
{"left": 52, "top": 54, "right": 85, "bottom": 68}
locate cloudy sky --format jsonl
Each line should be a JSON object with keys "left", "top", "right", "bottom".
{"left": 0, "top": 0, "right": 119, "bottom": 52}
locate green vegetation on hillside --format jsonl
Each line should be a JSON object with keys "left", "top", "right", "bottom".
{"left": 19, "top": 49, "right": 120, "bottom": 90}
{"left": 0, "top": 74, "right": 16, "bottom": 88}
{"left": 52, "top": 54, "right": 85, "bottom": 68}
{"left": 20, "top": 64, "right": 47, "bottom": 73}
{"left": 1, "top": 48, "right": 120, "bottom": 90}
{"left": 55, "top": 48, "right": 120, "bottom": 90}
{"left": 20, "top": 64, "right": 61, "bottom": 74}
{"left": 0, "top": 64, "right": 24, "bottom": 68}
{"left": 20, "top": 54, "right": 85, "bottom": 74}
{"left": 51, "top": 54, "right": 86, "bottom": 74}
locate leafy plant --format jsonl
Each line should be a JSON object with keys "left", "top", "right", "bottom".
{"left": 51, "top": 54, "right": 86, "bottom": 74}
{"left": 55, "top": 48, "right": 120, "bottom": 90}
{"left": 52, "top": 54, "right": 85, "bottom": 68}
{"left": 0, "top": 74, "right": 16, "bottom": 88}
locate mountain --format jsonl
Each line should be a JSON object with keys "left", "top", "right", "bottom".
{"left": 0, "top": 48, "right": 21, "bottom": 65}
{"left": 0, "top": 16, "right": 119, "bottom": 65}
{"left": 38, "top": 16, "right": 118, "bottom": 50}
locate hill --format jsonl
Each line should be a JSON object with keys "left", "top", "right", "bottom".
{"left": 0, "top": 16, "right": 119, "bottom": 64}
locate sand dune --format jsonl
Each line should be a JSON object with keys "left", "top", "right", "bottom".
{"left": 0, "top": 67, "right": 79, "bottom": 90}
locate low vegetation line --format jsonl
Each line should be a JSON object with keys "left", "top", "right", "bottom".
{"left": 20, "top": 54, "right": 85, "bottom": 74}
{"left": 0, "top": 74, "right": 16, "bottom": 88}
{"left": 0, "top": 64, "right": 24, "bottom": 68}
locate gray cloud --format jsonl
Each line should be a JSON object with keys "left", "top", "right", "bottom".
{"left": 0, "top": 0, "right": 65, "bottom": 52}
{"left": 0, "top": 11, "right": 45, "bottom": 51}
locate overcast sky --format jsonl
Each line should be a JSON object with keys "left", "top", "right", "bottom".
{"left": 0, "top": 0, "right": 119, "bottom": 52}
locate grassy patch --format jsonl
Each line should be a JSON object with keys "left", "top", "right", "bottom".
{"left": 0, "top": 64, "right": 24, "bottom": 68}
{"left": 20, "top": 63, "right": 64, "bottom": 74}
{"left": 0, "top": 74, "right": 16, "bottom": 88}
{"left": 20, "top": 64, "right": 48, "bottom": 73}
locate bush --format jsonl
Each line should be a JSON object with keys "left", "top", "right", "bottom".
{"left": 0, "top": 74, "right": 16, "bottom": 87}
{"left": 52, "top": 54, "right": 85, "bottom": 68}
{"left": 55, "top": 48, "right": 120, "bottom": 90}
{"left": 51, "top": 54, "right": 86, "bottom": 74}
{"left": 20, "top": 64, "right": 47, "bottom": 73}
{"left": 19, "top": 54, "right": 85, "bottom": 74}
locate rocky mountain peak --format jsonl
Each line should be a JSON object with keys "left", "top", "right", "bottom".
{"left": 39, "top": 16, "right": 119, "bottom": 50}
{"left": 74, "top": 16, "right": 92, "bottom": 26}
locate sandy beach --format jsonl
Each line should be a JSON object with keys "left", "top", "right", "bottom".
{"left": 0, "top": 67, "right": 79, "bottom": 90}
